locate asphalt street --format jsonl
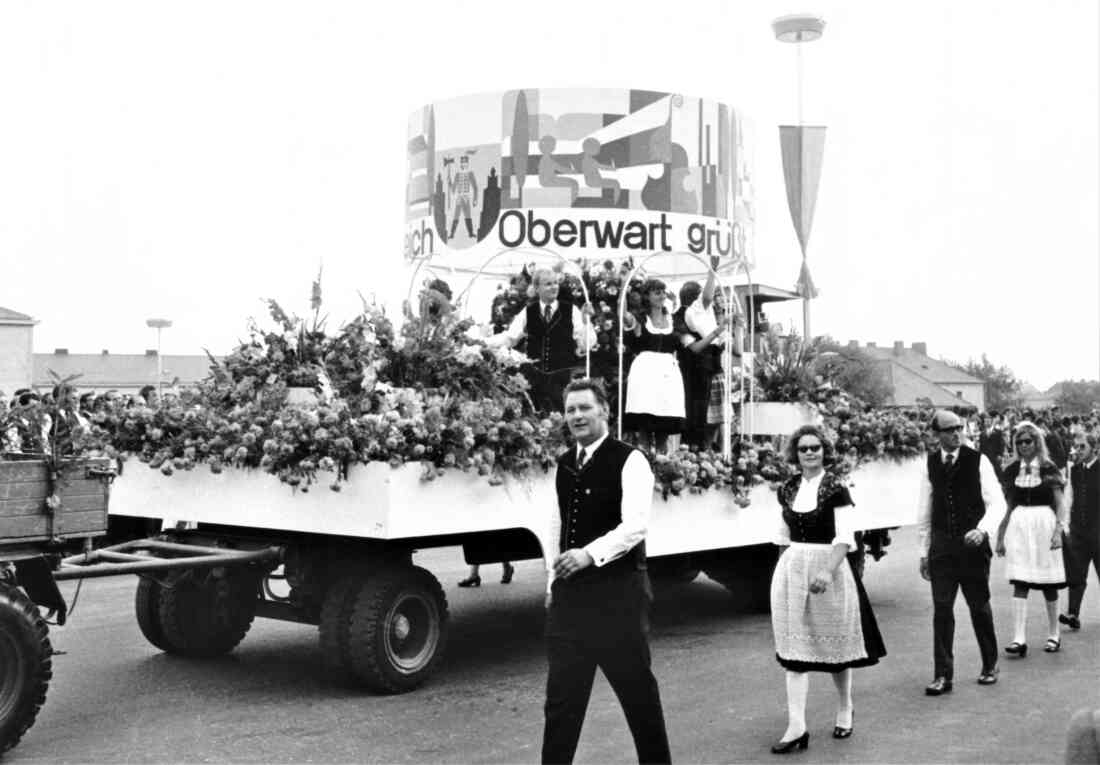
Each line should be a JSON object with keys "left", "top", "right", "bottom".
{"left": 8, "top": 527, "right": 1100, "bottom": 764}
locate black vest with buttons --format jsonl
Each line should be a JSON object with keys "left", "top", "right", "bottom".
{"left": 928, "top": 446, "right": 986, "bottom": 543}
{"left": 555, "top": 437, "right": 647, "bottom": 580}
{"left": 1070, "top": 460, "right": 1100, "bottom": 535}
{"left": 526, "top": 301, "right": 576, "bottom": 372}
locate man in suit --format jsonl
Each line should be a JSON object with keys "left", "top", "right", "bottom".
{"left": 1060, "top": 433, "right": 1100, "bottom": 629}
{"left": 917, "top": 410, "right": 1006, "bottom": 695}
{"left": 541, "top": 379, "right": 671, "bottom": 764}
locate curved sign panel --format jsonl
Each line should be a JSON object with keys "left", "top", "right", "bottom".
{"left": 405, "top": 88, "right": 754, "bottom": 270}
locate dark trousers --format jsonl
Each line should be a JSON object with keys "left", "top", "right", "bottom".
{"left": 929, "top": 540, "right": 998, "bottom": 680}
{"left": 1064, "top": 531, "right": 1100, "bottom": 615}
{"left": 525, "top": 366, "right": 576, "bottom": 415}
{"left": 542, "top": 571, "right": 670, "bottom": 765}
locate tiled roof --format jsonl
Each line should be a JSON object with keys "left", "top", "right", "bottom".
{"left": 879, "top": 360, "right": 980, "bottom": 408}
{"left": 32, "top": 354, "right": 215, "bottom": 388}
{"left": 862, "top": 346, "right": 982, "bottom": 385}
{"left": 0, "top": 306, "right": 34, "bottom": 323}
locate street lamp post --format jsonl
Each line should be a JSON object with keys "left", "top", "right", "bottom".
{"left": 772, "top": 13, "right": 826, "bottom": 342}
{"left": 145, "top": 318, "right": 172, "bottom": 401}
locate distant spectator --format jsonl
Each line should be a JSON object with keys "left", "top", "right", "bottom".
{"left": 138, "top": 385, "right": 157, "bottom": 407}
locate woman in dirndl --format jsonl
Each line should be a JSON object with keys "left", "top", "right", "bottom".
{"left": 995, "top": 420, "right": 1068, "bottom": 655}
{"left": 623, "top": 278, "right": 684, "bottom": 453}
{"left": 769, "top": 425, "right": 886, "bottom": 755}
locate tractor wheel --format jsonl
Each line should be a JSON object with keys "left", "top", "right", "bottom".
{"left": 0, "top": 583, "right": 52, "bottom": 754}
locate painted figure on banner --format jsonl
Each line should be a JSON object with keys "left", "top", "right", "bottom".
{"left": 447, "top": 154, "right": 480, "bottom": 242}
{"left": 580, "top": 138, "right": 622, "bottom": 204}
{"left": 538, "top": 136, "right": 579, "bottom": 205}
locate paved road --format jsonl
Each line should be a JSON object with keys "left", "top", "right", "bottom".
{"left": 9, "top": 527, "right": 1099, "bottom": 763}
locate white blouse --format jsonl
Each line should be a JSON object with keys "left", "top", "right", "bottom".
{"left": 774, "top": 472, "right": 858, "bottom": 549}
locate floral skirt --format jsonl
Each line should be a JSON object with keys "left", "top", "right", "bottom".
{"left": 770, "top": 543, "right": 886, "bottom": 672}
{"left": 1006, "top": 504, "right": 1067, "bottom": 588}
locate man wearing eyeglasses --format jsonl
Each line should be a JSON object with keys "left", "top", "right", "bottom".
{"left": 917, "top": 410, "right": 1007, "bottom": 696}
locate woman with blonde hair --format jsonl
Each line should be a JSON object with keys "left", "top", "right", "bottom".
{"left": 995, "top": 420, "right": 1069, "bottom": 655}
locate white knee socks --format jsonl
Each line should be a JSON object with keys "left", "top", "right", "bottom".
{"left": 1012, "top": 596, "right": 1028, "bottom": 645}
{"left": 784, "top": 671, "right": 809, "bottom": 740}
{"left": 832, "top": 669, "right": 853, "bottom": 727}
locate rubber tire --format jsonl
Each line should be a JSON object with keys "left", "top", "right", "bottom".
{"left": 344, "top": 566, "right": 448, "bottom": 694}
{"left": 318, "top": 574, "right": 359, "bottom": 676}
{"left": 134, "top": 577, "right": 173, "bottom": 653}
{"left": 157, "top": 568, "right": 258, "bottom": 658}
{"left": 0, "top": 583, "right": 52, "bottom": 755}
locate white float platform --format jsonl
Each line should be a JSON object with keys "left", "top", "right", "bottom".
{"left": 109, "top": 457, "right": 924, "bottom": 560}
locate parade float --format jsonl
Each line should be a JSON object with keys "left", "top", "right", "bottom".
{"left": 0, "top": 88, "right": 926, "bottom": 753}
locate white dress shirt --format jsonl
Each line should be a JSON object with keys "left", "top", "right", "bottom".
{"left": 545, "top": 432, "right": 654, "bottom": 593}
{"left": 916, "top": 448, "right": 1006, "bottom": 555}
{"left": 684, "top": 298, "right": 726, "bottom": 346}
{"left": 489, "top": 299, "right": 597, "bottom": 353}
{"left": 773, "top": 471, "right": 857, "bottom": 549}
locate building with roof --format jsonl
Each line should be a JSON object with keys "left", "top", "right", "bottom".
{"left": 32, "top": 350, "right": 214, "bottom": 395}
{"left": 1019, "top": 382, "right": 1058, "bottom": 410}
{"left": 0, "top": 307, "right": 37, "bottom": 394}
{"left": 853, "top": 340, "right": 987, "bottom": 411}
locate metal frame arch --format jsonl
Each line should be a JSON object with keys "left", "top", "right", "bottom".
{"left": 446, "top": 246, "right": 594, "bottom": 378}
{"left": 615, "top": 250, "right": 747, "bottom": 460}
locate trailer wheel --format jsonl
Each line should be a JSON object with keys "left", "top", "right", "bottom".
{"left": 158, "top": 568, "right": 259, "bottom": 658}
{"left": 0, "top": 583, "right": 52, "bottom": 754}
{"left": 344, "top": 566, "right": 448, "bottom": 693}
{"left": 318, "top": 575, "right": 359, "bottom": 675}
{"left": 134, "top": 577, "right": 172, "bottom": 652}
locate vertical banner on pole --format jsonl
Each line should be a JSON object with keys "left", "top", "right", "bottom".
{"left": 779, "top": 125, "right": 826, "bottom": 303}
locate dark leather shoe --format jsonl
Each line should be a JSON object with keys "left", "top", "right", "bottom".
{"left": 1005, "top": 641, "right": 1027, "bottom": 657}
{"left": 978, "top": 667, "right": 999, "bottom": 685}
{"left": 457, "top": 575, "right": 481, "bottom": 588}
{"left": 1059, "top": 614, "right": 1081, "bottom": 630}
{"left": 770, "top": 732, "right": 809, "bottom": 754}
{"left": 925, "top": 677, "right": 953, "bottom": 696}
{"left": 500, "top": 562, "right": 514, "bottom": 584}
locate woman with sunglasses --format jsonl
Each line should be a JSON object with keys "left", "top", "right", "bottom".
{"left": 994, "top": 420, "right": 1069, "bottom": 655}
{"left": 767, "top": 425, "right": 886, "bottom": 754}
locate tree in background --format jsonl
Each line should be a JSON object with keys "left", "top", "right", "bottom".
{"left": 948, "top": 354, "right": 1023, "bottom": 410}
{"left": 816, "top": 338, "right": 894, "bottom": 407}
{"left": 1053, "top": 380, "right": 1100, "bottom": 414}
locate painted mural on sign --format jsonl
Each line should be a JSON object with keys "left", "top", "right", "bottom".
{"left": 405, "top": 88, "right": 754, "bottom": 266}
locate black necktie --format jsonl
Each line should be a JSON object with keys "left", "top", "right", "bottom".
{"left": 944, "top": 453, "right": 955, "bottom": 468}
{"left": 543, "top": 304, "right": 553, "bottom": 324}
{"left": 577, "top": 448, "right": 587, "bottom": 469}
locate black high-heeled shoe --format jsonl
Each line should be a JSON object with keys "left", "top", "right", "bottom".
{"left": 770, "top": 732, "right": 809, "bottom": 754}
{"left": 1005, "top": 641, "right": 1028, "bottom": 657}
{"left": 501, "top": 563, "right": 514, "bottom": 584}
{"left": 457, "top": 575, "right": 481, "bottom": 588}
{"left": 833, "top": 710, "right": 854, "bottom": 739}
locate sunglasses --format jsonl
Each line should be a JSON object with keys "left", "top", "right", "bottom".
{"left": 797, "top": 444, "right": 823, "bottom": 454}
{"left": 1015, "top": 438, "right": 1034, "bottom": 446}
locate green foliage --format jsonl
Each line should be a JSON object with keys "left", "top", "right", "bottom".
{"left": 949, "top": 354, "right": 1022, "bottom": 410}
{"left": 1053, "top": 380, "right": 1100, "bottom": 414}
{"left": 816, "top": 339, "right": 894, "bottom": 407}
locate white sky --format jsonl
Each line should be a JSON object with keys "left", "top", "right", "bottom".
{"left": 1, "top": 0, "right": 1097, "bottom": 391}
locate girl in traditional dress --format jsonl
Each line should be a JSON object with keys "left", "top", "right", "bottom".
{"left": 768, "top": 425, "right": 886, "bottom": 754}
{"left": 995, "top": 420, "right": 1068, "bottom": 655}
{"left": 622, "top": 278, "right": 684, "bottom": 453}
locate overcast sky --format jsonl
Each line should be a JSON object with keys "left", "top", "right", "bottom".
{"left": 1, "top": 0, "right": 1096, "bottom": 390}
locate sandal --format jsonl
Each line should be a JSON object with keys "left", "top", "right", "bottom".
{"left": 1005, "top": 641, "right": 1028, "bottom": 657}
{"left": 1044, "top": 637, "right": 1061, "bottom": 653}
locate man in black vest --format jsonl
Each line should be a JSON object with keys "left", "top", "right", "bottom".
{"left": 917, "top": 410, "right": 1006, "bottom": 695}
{"left": 1060, "top": 433, "right": 1100, "bottom": 629}
{"left": 489, "top": 268, "right": 595, "bottom": 414}
{"left": 541, "top": 379, "right": 670, "bottom": 764}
